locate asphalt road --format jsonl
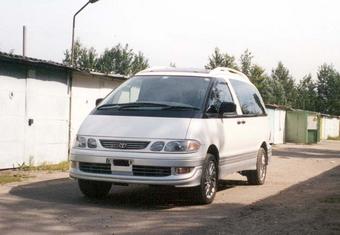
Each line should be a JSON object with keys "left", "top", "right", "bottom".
{"left": 0, "top": 141, "right": 339, "bottom": 235}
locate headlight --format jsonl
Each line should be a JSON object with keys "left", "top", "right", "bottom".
{"left": 164, "top": 140, "right": 201, "bottom": 153}
{"left": 150, "top": 141, "right": 165, "bottom": 151}
{"left": 87, "top": 138, "right": 97, "bottom": 148}
{"left": 75, "top": 136, "right": 86, "bottom": 148}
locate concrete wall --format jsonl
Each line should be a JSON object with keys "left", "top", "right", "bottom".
{"left": 0, "top": 62, "right": 27, "bottom": 168}
{"left": 321, "top": 117, "right": 340, "bottom": 139}
{"left": 25, "top": 67, "right": 70, "bottom": 165}
{"left": 0, "top": 61, "right": 125, "bottom": 169}
{"left": 70, "top": 72, "right": 123, "bottom": 145}
{"left": 267, "top": 108, "right": 286, "bottom": 144}
{"left": 0, "top": 61, "right": 70, "bottom": 168}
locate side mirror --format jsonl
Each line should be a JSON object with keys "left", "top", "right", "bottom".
{"left": 95, "top": 98, "right": 103, "bottom": 106}
{"left": 219, "top": 102, "right": 237, "bottom": 116}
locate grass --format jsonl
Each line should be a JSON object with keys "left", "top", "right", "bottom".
{"left": 327, "top": 136, "right": 340, "bottom": 141}
{"left": 0, "top": 161, "right": 69, "bottom": 186}
{"left": 0, "top": 172, "right": 31, "bottom": 185}
{"left": 321, "top": 196, "right": 340, "bottom": 204}
{"left": 19, "top": 161, "right": 69, "bottom": 172}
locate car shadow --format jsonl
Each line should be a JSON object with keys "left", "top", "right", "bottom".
{"left": 273, "top": 147, "right": 340, "bottom": 159}
{"left": 184, "top": 165, "right": 340, "bottom": 235}
{"left": 8, "top": 178, "right": 247, "bottom": 210}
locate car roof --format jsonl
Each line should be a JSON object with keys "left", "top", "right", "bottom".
{"left": 136, "top": 66, "right": 251, "bottom": 84}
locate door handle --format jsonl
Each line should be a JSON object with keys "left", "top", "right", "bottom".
{"left": 28, "top": 118, "right": 34, "bottom": 126}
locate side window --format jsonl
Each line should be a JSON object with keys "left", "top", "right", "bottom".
{"left": 229, "top": 79, "right": 266, "bottom": 115}
{"left": 206, "top": 81, "right": 233, "bottom": 113}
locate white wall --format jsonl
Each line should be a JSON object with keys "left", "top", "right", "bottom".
{"left": 267, "top": 108, "right": 286, "bottom": 144}
{"left": 0, "top": 65, "right": 124, "bottom": 169}
{"left": 0, "top": 64, "right": 26, "bottom": 168}
{"left": 323, "top": 117, "right": 340, "bottom": 139}
{"left": 0, "top": 64, "right": 70, "bottom": 169}
{"left": 24, "top": 68, "right": 70, "bottom": 165}
{"left": 70, "top": 72, "right": 123, "bottom": 145}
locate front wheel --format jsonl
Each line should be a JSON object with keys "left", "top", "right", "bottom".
{"left": 194, "top": 154, "right": 218, "bottom": 204}
{"left": 245, "top": 147, "right": 267, "bottom": 185}
{"left": 78, "top": 179, "right": 112, "bottom": 199}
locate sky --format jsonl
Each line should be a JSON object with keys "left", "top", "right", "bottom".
{"left": 0, "top": 0, "right": 339, "bottom": 79}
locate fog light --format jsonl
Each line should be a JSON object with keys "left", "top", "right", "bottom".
{"left": 175, "top": 167, "right": 192, "bottom": 174}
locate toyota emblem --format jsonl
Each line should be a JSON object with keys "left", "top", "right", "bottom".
{"left": 118, "top": 143, "right": 127, "bottom": 149}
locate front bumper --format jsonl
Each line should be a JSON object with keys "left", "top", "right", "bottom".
{"left": 69, "top": 148, "right": 204, "bottom": 187}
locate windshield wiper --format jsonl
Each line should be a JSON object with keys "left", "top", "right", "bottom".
{"left": 161, "top": 105, "right": 200, "bottom": 111}
{"left": 97, "top": 102, "right": 171, "bottom": 110}
{"left": 97, "top": 102, "right": 200, "bottom": 111}
{"left": 96, "top": 104, "right": 121, "bottom": 110}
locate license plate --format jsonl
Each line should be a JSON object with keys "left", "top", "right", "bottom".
{"left": 106, "top": 158, "right": 133, "bottom": 172}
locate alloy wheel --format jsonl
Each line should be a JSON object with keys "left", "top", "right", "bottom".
{"left": 204, "top": 160, "right": 217, "bottom": 199}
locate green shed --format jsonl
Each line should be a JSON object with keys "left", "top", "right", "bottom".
{"left": 285, "top": 110, "right": 321, "bottom": 144}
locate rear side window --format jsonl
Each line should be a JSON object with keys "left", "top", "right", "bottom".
{"left": 229, "top": 79, "right": 266, "bottom": 115}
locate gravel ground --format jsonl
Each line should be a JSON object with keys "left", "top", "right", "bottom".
{"left": 0, "top": 141, "right": 339, "bottom": 235}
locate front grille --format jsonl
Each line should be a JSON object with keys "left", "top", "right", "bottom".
{"left": 79, "top": 162, "right": 111, "bottom": 174}
{"left": 100, "top": 140, "right": 150, "bottom": 150}
{"left": 133, "top": 165, "right": 171, "bottom": 177}
{"left": 79, "top": 162, "right": 172, "bottom": 177}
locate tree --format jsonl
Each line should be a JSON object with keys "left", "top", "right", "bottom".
{"left": 205, "top": 48, "right": 238, "bottom": 70}
{"left": 96, "top": 44, "right": 134, "bottom": 75}
{"left": 316, "top": 64, "right": 340, "bottom": 115}
{"left": 63, "top": 40, "right": 98, "bottom": 71}
{"left": 96, "top": 43, "right": 149, "bottom": 76}
{"left": 294, "top": 74, "right": 318, "bottom": 111}
{"left": 130, "top": 51, "right": 149, "bottom": 75}
{"left": 169, "top": 62, "right": 176, "bottom": 67}
{"left": 271, "top": 62, "right": 297, "bottom": 106}
{"left": 63, "top": 41, "right": 149, "bottom": 76}
{"left": 240, "top": 49, "right": 253, "bottom": 77}
{"left": 249, "top": 64, "right": 274, "bottom": 104}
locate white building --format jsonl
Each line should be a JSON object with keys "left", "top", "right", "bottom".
{"left": 266, "top": 104, "right": 287, "bottom": 145}
{"left": 0, "top": 52, "right": 125, "bottom": 169}
{"left": 320, "top": 115, "right": 340, "bottom": 140}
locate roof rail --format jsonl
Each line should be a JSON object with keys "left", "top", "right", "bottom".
{"left": 210, "top": 67, "right": 249, "bottom": 81}
{"left": 138, "top": 66, "right": 209, "bottom": 74}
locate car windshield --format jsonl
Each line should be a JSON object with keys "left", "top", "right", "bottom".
{"left": 100, "top": 75, "right": 211, "bottom": 110}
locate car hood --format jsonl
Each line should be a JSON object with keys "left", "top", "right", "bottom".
{"left": 77, "top": 115, "right": 192, "bottom": 139}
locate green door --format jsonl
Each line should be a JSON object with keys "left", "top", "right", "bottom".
{"left": 307, "top": 130, "right": 317, "bottom": 144}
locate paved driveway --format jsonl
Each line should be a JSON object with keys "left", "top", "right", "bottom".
{"left": 0, "top": 141, "right": 339, "bottom": 234}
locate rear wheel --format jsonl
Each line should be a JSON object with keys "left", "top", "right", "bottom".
{"left": 245, "top": 147, "right": 267, "bottom": 185}
{"left": 78, "top": 179, "right": 112, "bottom": 199}
{"left": 194, "top": 154, "right": 218, "bottom": 204}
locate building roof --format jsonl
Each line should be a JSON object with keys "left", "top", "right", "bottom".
{"left": 265, "top": 104, "right": 292, "bottom": 111}
{"left": 0, "top": 51, "right": 127, "bottom": 80}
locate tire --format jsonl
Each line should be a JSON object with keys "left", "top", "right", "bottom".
{"left": 246, "top": 147, "right": 267, "bottom": 185}
{"left": 194, "top": 153, "right": 218, "bottom": 204}
{"left": 78, "top": 179, "right": 112, "bottom": 199}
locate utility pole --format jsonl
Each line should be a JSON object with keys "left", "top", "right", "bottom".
{"left": 23, "top": 25, "right": 27, "bottom": 57}
{"left": 71, "top": 0, "right": 99, "bottom": 66}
